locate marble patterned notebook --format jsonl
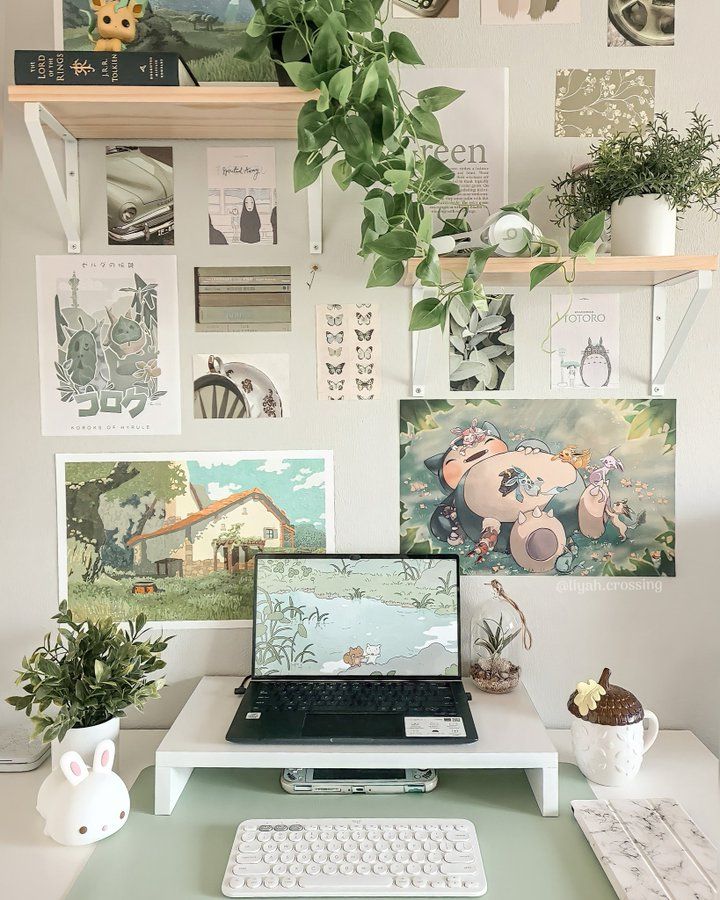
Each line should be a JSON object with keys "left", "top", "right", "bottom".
{"left": 573, "top": 799, "right": 718, "bottom": 900}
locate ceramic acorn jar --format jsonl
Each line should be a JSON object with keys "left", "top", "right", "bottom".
{"left": 568, "top": 668, "right": 659, "bottom": 786}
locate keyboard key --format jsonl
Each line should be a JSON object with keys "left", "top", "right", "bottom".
{"left": 232, "top": 863, "right": 269, "bottom": 876}
{"left": 441, "top": 862, "right": 481, "bottom": 876}
{"left": 298, "top": 874, "right": 393, "bottom": 890}
{"left": 280, "top": 875, "right": 297, "bottom": 888}
{"left": 262, "top": 875, "right": 279, "bottom": 889}
{"left": 395, "top": 875, "right": 411, "bottom": 888}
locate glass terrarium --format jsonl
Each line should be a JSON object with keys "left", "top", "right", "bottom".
{"left": 470, "top": 581, "right": 531, "bottom": 694}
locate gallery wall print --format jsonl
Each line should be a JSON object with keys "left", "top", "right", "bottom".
{"left": 482, "top": 0, "right": 581, "bottom": 25}
{"left": 449, "top": 294, "right": 515, "bottom": 392}
{"left": 106, "top": 146, "right": 174, "bottom": 246}
{"left": 56, "top": 451, "right": 335, "bottom": 626}
{"left": 36, "top": 255, "right": 180, "bottom": 436}
{"left": 392, "top": 0, "right": 459, "bottom": 19}
{"left": 192, "top": 353, "right": 289, "bottom": 419}
{"left": 55, "top": 0, "right": 275, "bottom": 83}
{"left": 555, "top": 69, "right": 656, "bottom": 138}
{"left": 399, "top": 67, "right": 509, "bottom": 230}
{"left": 316, "top": 304, "right": 382, "bottom": 401}
{"left": 550, "top": 294, "right": 620, "bottom": 391}
{"left": 207, "top": 147, "right": 277, "bottom": 246}
{"left": 195, "top": 266, "right": 291, "bottom": 333}
{"left": 608, "top": 0, "right": 675, "bottom": 47}
{"left": 400, "top": 399, "right": 676, "bottom": 577}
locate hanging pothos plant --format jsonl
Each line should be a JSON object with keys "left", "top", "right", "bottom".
{"left": 237, "top": 0, "right": 602, "bottom": 331}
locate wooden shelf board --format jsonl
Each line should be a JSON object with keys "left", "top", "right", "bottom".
{"left": 8, "top": 85, "right": 315, "bottom": 139}
{"left": 404, "top": 255, "right": 719, "bottom": 287}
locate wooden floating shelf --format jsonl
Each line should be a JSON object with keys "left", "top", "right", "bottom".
{"left": 404, "top": 254, "right": 719, "bottom": 287}
{"left": 8, "top": 85, "right": 316, "bottom": 140}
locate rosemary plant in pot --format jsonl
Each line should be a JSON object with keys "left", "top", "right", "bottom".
{"left": 551, "top": 111, "right": 720, "bottom": 256}
{"left": 6, "top": 602, "right": 171, "bottom": 769}
{"left": 470, "top": 581, "right": 532, "bottom": 694}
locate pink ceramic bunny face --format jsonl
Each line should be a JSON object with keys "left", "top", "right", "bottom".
{"left": 39, "top": 740, "right": 130, "bottom": 846}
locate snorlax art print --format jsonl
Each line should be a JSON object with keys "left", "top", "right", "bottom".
{"left": 36, "top": 255, "right": 180, "bottom": 436}
{"left": 254, "top": 556, "right": 459, "bottom": 677}
{"left": 400, "top": 399, "right": 676, "bottom": 577}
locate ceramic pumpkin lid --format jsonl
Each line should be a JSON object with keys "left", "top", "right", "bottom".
{"left": 567, "top": 667, "right": 644, "bottom": 726}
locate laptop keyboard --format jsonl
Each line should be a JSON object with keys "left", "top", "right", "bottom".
{"left": 251, "top": 681, "right": 458, "bottom": 717}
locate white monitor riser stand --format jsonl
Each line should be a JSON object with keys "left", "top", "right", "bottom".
{"left": 154, "top": 676, "right": 559, "bottom": 817}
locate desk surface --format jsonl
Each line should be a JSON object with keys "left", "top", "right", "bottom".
{"left": 1, "top": 729, "right": 717, "bottom": 900}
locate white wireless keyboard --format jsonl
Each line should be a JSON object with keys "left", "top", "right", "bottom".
{"left": 221, "top": 818, "right": 487, "bottom": 897}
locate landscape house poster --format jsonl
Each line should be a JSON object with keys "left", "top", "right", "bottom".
{"left": 399, "top": 68, "right": 508, "bottom": 230}
{"left": 56, "top": 452, "right": 335, "bottom": 625}
{"left": 36, "top": 255, "right": 180, "bottom": 436}
{"left": 400, "top": 399, "right": 676, "bottom": 577}
{"left": 55, "top": 0, "right": 275, "bottom": 83}
{"left": 207, "top": 147, "right": 277, "bottom": 246}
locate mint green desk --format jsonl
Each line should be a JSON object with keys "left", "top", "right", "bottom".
{"left": 66, "top": 764, "right": 615, "bottom": 899}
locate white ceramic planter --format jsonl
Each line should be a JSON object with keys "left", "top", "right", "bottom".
{"left": 50, "top": 717, "right": 120, "bottom": 771}
{"left": 610, "top": 194, "right": 677, "bottom": 256}
{"left": 570, "top": 710, "right": 659, "bottom": 786}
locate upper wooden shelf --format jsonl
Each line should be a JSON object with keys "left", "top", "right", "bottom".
{"left": 8, "top": 85, "right": 313, "bottom": 139}
{"left": 404, "top": 254, "right": 719, "bottom": 287}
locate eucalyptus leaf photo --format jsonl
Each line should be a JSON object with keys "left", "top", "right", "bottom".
{"left": 449, "top": 294, "right": 515, "bottom": 392}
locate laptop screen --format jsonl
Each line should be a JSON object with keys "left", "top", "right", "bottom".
{"left": 253, "top": 555, "right": 460, "bottom": 678}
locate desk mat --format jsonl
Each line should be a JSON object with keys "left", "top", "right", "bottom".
{"left": 66, "top": 764, "right": 616, "bottom": 900}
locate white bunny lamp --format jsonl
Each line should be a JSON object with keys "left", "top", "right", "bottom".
{"left": 36, "top": 739, "right": 130, "bottom": 846}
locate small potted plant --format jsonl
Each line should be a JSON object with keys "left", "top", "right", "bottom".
{"left": 470, "top": 580, "right": 532, "bottom": 694}
{"left": 550, "top": 110, "right": 720, "bottom": 256}
{"left": 6, "top": 602, "right": 171, "bottom": 768}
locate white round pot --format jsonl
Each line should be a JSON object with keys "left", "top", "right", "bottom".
{"left": 51, "top": 717, "right": 120, "bottom": 771}
{"left": 570, "top": 710, "right": 659, "bottom": 786}
{"left": 610, "top": 194, "right": 677, "bottom": 256}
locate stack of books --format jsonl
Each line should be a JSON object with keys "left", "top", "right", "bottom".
{"left": 195, "top": 267, "right": 292, "bottom": 332}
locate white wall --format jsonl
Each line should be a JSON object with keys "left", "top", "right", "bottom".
{"left": 1, "top": 1, "right": 719, "bottom": 751}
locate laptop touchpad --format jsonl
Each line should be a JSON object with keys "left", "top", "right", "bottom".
{"left": 302, "top": 713, "right": 403, "bottom": 739}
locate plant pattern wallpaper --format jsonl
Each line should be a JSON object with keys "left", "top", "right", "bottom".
{"left": 555, "top": 68, "right": 656, "bottom": 138}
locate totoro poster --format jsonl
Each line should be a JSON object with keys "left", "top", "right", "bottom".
{"left": 400, "top": 399, "right": 676, "bottom": 577}
{"left": 36, "top": 256, "right": 180, "bottom": 436}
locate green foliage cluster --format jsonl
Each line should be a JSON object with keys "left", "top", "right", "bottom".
{"left": 551, "top": 111, "right": 720, "bottom": 229}
{"left": 6, "top": 602, "right": 171, "bottom": 744}
{"left": 474, "top": 614, "right": 520, "bottom": 659}
{"left": 255, "top": 589, "right": 327, "bottom": 673}
{"left": 236, "top": 0, "right": 492, "bottom": 330}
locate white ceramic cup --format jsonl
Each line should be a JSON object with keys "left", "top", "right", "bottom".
{"left": 570, "top": 710, "right": 659, "bottom": 786}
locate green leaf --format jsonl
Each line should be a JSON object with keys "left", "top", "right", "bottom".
{"left": 293, "top": 151, "right": 323, "bottom": 190}
{"left": 424, "top": 155, "right": 455, "bottom": 183}
{"left": 410, "top": 108, "right": 443, "bottom": 145}
{"left": 503, "top": 185, "right": 544, "bottom": 215}
{"left": 530, "top": 261, "right": 563, "bottom": 290}
{"left": 569, "top": 211, "right": 606, "bottom": 253}
{"left": 466, "top": 245, "right": 498, "bottom": 280}
{"left": 234, "top": 31, "right": 268, "bottom": 62}
{"left": 415, "top": 246, "right": 441, "bottom": 287}
{"left": 363, "top": 196, "right": 390, "bottom": 231}
{"left": 328, "top": 66, "right": 353, "bottom": 104}
{"left": 281, "top": 29, "right": 309, "bottom": 62}
{"left": 388, "top": 32, "right": 423, "bottom": 65}
{"left": 383, "top": 168, "right": 411, "bottom": 194}
{"left": 417, "top": 86, "right": 464, "bottom": 112}
{"left": 316, "top": 81, "right": 330, "bottom": 113}
{"left": 245, "top": 10, "right": 266, "bottom": 38}
{"left": 367, "top": 257, "right": 405, "bottom": 287}
{"left": 368, "top": 227, "right": 418, "bottom": 261}
{"left": 331, "top": 158, "right": 353, "bottom": 191}
{"left": 417, "top": 211, "right": 433, "bottom": 248}
{"left": 313, "top": 19, "right": 342, "bottom": 72}
{"left": 410, "top": 297, "right": 447, "bottom": 331}
{"left": 360, "top": 63, "right": 380, "bottom": 103}
{"left": 336, "top": 117, "right": 374, "bottom": 162}
{"left": 280, "top": 62, "right": 319, "bottom": 91}
{"left": 345, "top": 0, "right": 375, "bottom": 31}
{"left": 575, "top": 240, "right": 597, "bottom": 262}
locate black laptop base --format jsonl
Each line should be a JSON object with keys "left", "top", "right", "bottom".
{"left": 226, "top": 678, "right": 478, "bottom": 745}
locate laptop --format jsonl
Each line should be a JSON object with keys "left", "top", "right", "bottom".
{"left": 226, "top": 553, "right": 477, "bottom": 744}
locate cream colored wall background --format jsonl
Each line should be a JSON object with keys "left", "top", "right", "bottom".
{"left": 1, "top": 1, "right": 719, "bottom": 751}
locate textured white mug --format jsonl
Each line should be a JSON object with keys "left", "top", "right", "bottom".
{"left": 570, "top": 710, "right": 659, "bottom": 786}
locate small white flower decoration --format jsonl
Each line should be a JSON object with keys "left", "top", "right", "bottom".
{"left": 573, "top": 679, "right": 606, "bottom": 716}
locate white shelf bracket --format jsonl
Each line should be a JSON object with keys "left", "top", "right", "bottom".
{"left": 651, "top": 269, "right": 713, "bottom": 396}
{"left": 307, "top": 173, "right": 322, "bottom": 255}
{"left": 411, "top": 281, "right": 437, "bottom": 398}
{"left": 24, "top": 102, "right": 81, "bottom": 254}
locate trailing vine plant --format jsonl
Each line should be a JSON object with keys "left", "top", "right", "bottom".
{"left": 237, "top": 0, "right": 499, "bottom": 331}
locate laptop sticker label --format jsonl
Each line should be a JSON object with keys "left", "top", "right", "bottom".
{"left": 246, "top": 712, "right": 261, "bottom": 719}
{"left": 404, "top": 716, "right": 466, "bottom": 738}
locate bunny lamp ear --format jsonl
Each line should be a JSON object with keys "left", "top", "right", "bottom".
{"left": 93, "top": 739, "right": 116, "bottom": 773}
{"left": 60, "top": 751, "right": 89, "bottom": 787}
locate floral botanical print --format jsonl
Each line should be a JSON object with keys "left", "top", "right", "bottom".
{"left": 555, "top": 69, "right": 655, "bottom": 138}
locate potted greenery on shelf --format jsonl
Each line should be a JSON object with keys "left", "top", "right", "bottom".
{"left": 550, "top": 111, "right": 720, "bottom": 257}
{"left": 6, "top": 602, "right": 171, "bottom": 767}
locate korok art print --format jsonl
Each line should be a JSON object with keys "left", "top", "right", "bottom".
{"left": 400, "top": 399, "right": 676, "bottom": 577}
{"left": 36, "top": 256, "right": 180, "bottom": 435}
